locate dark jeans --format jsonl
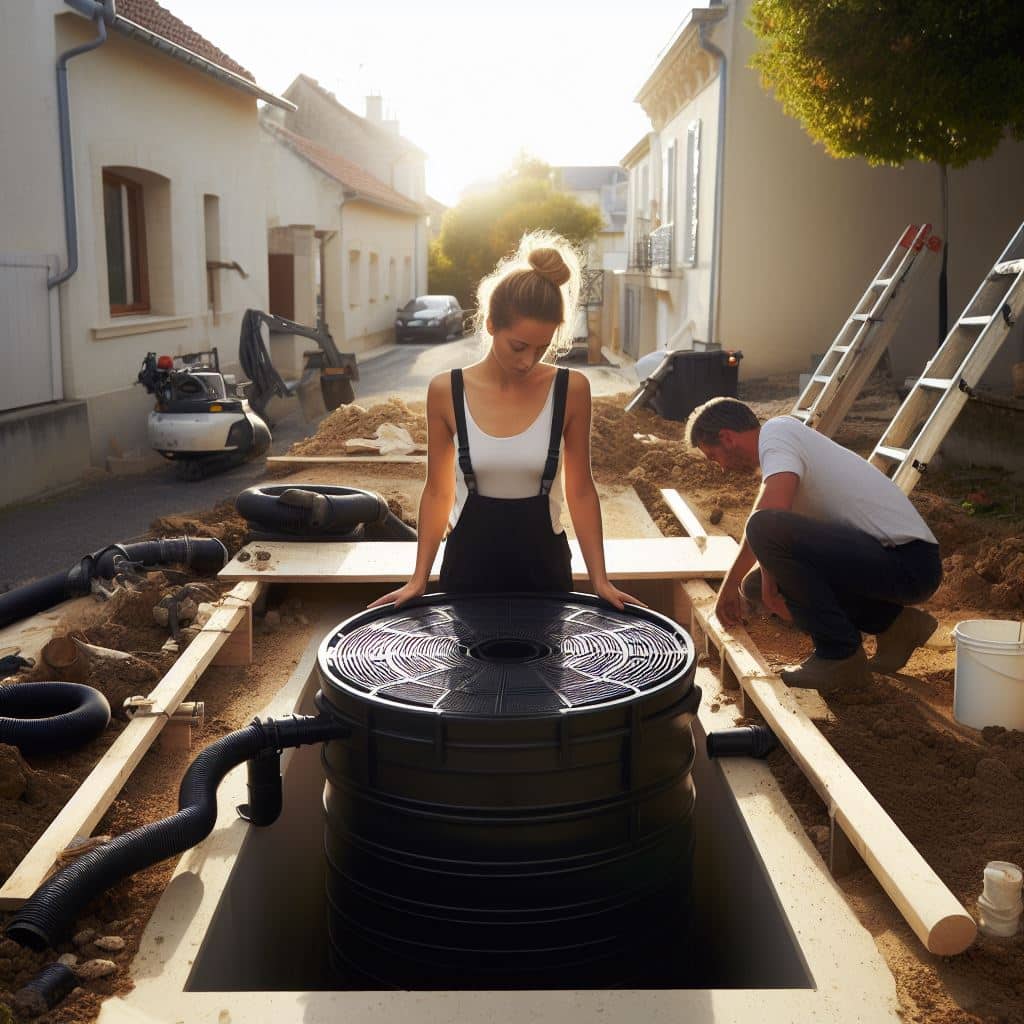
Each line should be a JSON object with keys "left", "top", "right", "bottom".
{"left": 744, "top": 509, "right": 943, "bottom": 659}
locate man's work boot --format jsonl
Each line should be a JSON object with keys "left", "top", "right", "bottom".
{"left": 868, "top": 607, "right": 939, "bottom": 674}
{"left": 780, "top": 648, "right": 872, "bottom": 694}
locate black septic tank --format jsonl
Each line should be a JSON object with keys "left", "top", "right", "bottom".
{"left": 316, "top": 593, "right": 700, "bottom": 989}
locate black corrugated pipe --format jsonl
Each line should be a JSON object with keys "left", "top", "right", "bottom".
{"left": 49, "top": 0, "right": 117, "bottom": 289}
{"left": 6, "top": 712, "right": 349, "bottom": 951}
{"left": 0, "top": 536, "right": 229, "bottom": 630}
{"left": 0, "top": 682, "right": 111, "bottom": 756}
{"left": 236, "top": 485, "right": 417, "bottom": 541}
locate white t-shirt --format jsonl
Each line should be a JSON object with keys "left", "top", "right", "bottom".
{"left": 758, "top": 417, "right": 937, "bottom": 547}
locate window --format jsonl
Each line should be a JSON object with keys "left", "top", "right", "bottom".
{"left": 402, "top": 256, "right": 412, "bottom": 301}
{"left": 661, "top": 139, "right": 677, "bottom": 230}
{"left": 348, "top": 250, "right": 361, "bottom": 307}
{"left": 683, "top": 120, "right": 701, "bottom": 266}
{"left": 387, "top": 257, "right": 397, "bottom": 301}
{"left": 103, "top": 171, "right": 149, "bottom": 314}
{"left": 203, "top": 194, "right": 220, "bottom": 313}
{"left": 369, "top": 252, "right": 380, "bottom": 303}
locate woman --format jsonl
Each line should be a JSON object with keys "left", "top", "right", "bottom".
{"left": 369, "top": 231, "right": 640, "bottom": 610}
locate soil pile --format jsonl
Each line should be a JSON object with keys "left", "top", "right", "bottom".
{"left": 149, "top": 500, "right": 248, "bottom": 556}
{"left": 289, "top": 399, "right": 428, "bottom": 457}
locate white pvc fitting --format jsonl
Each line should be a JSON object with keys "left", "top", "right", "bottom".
{"left": 977, "top": 861, "right": 1023, "bottom": 938}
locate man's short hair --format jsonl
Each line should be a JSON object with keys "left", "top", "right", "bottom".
{"left": 684, "top": 397, "right": 760, "bottom": 448}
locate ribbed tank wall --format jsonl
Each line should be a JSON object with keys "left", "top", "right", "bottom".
{"left": 317, "top": 594, "right": 700, "bottom": 988}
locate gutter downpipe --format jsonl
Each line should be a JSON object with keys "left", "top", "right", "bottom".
{"left": 49, "top": 0, "right": 116, "bottom": 289}
{"left": 697, "top": 8, "right": 728, "bottom": 348}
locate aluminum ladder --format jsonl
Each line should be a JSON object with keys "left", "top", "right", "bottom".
{"left": 869, "top": 220, "right": 1024, "bottom": 494}
{"left": 792, "top": 224, "right": 942, "bottom": 437}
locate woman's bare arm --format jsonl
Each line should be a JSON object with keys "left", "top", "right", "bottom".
{"left": 562, "top": 372, "right": 644, "bottom": 609}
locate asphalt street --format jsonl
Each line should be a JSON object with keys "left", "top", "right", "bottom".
{"left": 0, "top": 337, "right": 634, "bottom": 589}
{"left": 0, "top": 340, "right": 467, "bottom": 590}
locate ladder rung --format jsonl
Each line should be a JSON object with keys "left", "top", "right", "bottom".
{"left": 993, "top": 260, "right": 1024, "bottom": 277}
{"left": 874, "top": 445, "right": 909, "bottom": 461}
{"left": 872, "top": 277, "right": 894, "bottom": 289}
{"left": 792, "top": 409, "right": 810, "bottom": 421}
{"left": 812, "top": 375, "right": 831, "bottom": 384}
{"left": 833, "top": 345, "right": 851, "bottom": 353}
{"left": 850, "top": 313, "right": 875, "bottom": 322}
{"left": 959, "top": 316, "right": 991, "bottom": 327}
{"left": 917, "top": 377, "right": 955, "bottom": 390}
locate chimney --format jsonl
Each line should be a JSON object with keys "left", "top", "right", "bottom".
{"left": 365, "top": 95, "right": 383, "bottom": 122}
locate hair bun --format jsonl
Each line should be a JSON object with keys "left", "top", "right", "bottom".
{"left": 528, "top": 248, "right": 571, "bottom": 287}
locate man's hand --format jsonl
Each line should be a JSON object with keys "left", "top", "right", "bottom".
{"left": 760, "top": 570, "right": 792, "bottom": 621}
{"left": 714, "top": 580, "right": 745, "bottom": 629}
{"left": 367, "top": 578, "right": 427, "bottom": 609}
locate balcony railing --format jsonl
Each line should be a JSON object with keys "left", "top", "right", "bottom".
{"left": 628, "top": 221, "right": 673, "bottom": 272}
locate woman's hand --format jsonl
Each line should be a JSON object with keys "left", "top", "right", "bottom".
{"left": 593, "top": 579, "right": 648, "bottom": 610}
{"left": 367, "top": 578, "right": 427, "bottom": 610}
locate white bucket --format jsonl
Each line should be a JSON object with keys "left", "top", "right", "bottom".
{"left": 952, "top": 620, "right": 1024, "bottom": 730}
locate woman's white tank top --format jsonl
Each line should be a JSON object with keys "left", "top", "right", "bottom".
{"left": 450, "top": 376, "right": 566, "bottom": 534}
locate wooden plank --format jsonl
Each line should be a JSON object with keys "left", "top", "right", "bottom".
{"left": 218, "top": 536, "right": 738, "bottom": 584}
{"left": 0, "top": 581, "right": 265, "bottom": 909}
{"left": 266, "top": 454, "right": 426, "bottom": 465}
{"left": 211, "top": 597, "right": 253, "bottom": 666}
{"left": 660, "top": 488, "right": 708, "bottom": 550}
{"left": 683, "top": 579, "right": 976, "bottom": 957}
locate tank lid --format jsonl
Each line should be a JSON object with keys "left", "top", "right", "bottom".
{"left": 318, "top": 593, "right": 695, "bottom": 716}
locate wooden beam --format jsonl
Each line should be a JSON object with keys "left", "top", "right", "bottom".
{"left": 266, "top": 454, "right": 426, "bottom": 465}
{"left": 0, "top": 581, "right": 265, "bottom": 909}
{"left": 683, "top": 579, "right": 976, "bottom": 957}
{"left": 660, "top": 488, "right": 708, "bottom": 550}
{"left": 218, "top": 536, "right": 738, "bottom": 584}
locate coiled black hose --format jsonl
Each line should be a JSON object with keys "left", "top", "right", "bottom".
{"left": 0, "top": 682, "right": 111, "bottom": 756}
{"left": 5, "top": 711, "right": 349, "bottom": 951}
{"left": 0, "top": 537, "right": 229, "bottom": 630}
{"left": 236, "top": 485, "right": 416, "bottom": 541}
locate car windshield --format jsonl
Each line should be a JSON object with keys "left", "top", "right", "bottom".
{"left": 401, "top": 298, "right": 448, "bottom": 313}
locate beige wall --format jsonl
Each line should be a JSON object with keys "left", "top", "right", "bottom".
{"left": 718, "top": 0, "right": 1024, "bottom": 380}
{"left": 5, "top": 10, "right": 272, "bottom": 463}
{"left": 340, "top": 202, "right": 421, "bottom": 352}
{"left": 264, "top": 132, "right": 347, "bottom": 375}
{"left": 2, "top": 2, "right": 65, "bottom": 256}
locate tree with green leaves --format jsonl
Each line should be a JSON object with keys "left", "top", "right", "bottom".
{"left": 748, "top": 0, "right": 1024, "bottom": 337}
{"left": 429, "top": 156, "right": 603, "bottom": 310}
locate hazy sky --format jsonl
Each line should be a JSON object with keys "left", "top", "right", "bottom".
{"left": 161, "top": 0, "right": 698, "bottom": 205}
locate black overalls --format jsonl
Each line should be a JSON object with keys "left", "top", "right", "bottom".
{"left": 438, "top": 367, "right": 573, "bottom": 594}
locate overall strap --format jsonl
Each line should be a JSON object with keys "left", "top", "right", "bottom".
{"left": 450, "top": 369, "right": 477, "bottom": 494}
{"left": 540, "top": 368, "right": 570, "bottom": 495}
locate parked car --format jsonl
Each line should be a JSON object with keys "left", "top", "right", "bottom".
{"left": 395, "top": 295, "right": 464, "bottom": 343}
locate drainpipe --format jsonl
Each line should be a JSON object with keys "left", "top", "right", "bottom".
{"left": 48, "top": 0, "right": 117, "bottom": 289}
{"left": 697, "top": 9, "right": 727, "bottom": 347}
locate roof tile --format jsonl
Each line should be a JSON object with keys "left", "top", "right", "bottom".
{"left": 265, "top": 123, "right": 425, "bottom": 216}
{"left": 116, "top": 0, "right": 254, "bottom": 81}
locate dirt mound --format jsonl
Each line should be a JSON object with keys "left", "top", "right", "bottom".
{"left": 934, "top": 535, "right": 1024, "bottom": 612}
{"left": 290, "top": 398, "right": 428, "bottom": 457}
{"left": 149, "top": 499, "right": 248, "bottom": 555}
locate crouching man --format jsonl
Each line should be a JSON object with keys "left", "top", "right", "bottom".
{"left": 686, "top": 397, "right": 941, "bottom": 692}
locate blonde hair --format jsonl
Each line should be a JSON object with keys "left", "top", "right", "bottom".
{"left": 474, "top": 231, "right": 583, "bottom": 358}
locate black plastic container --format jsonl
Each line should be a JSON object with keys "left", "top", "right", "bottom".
{"left": 316, "top": 593, "right": 700, "bottom": 989}
{"left": 650, "top": 349, "right": 742, "bottom": 422}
